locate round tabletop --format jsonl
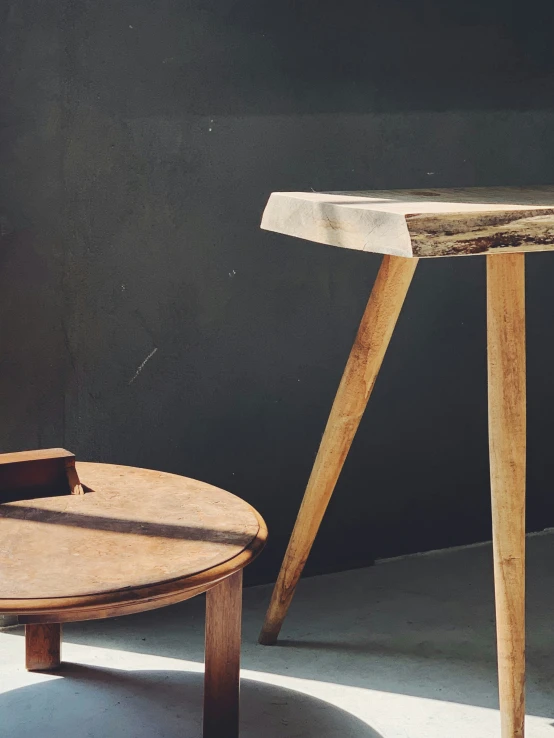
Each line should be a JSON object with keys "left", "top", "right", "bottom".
{"left": 0, "top": 463, "right": 266, "bottom": 621}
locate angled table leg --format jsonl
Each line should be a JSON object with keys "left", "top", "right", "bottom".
{"left": 259, "top": 254, "right": 419, "bottom": 645}
{"left": 25, "top": 623, "right": 62, "bottom": 671}
{"left": 204, "top": 571, "right": 243, "bottom": 738}
{"left": 487, "top": 254, "right": 526, "bottom": 738}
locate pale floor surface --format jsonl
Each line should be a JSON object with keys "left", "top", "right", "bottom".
{"left": 1, "top": 533, "right": 554, "bottom": 737}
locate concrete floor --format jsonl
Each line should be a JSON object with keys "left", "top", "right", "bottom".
{"left": 1, "top": 533, "right": 554, "bottom": 738}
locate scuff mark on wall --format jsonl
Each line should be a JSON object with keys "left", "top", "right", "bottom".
{"left": 128, "top": 347, "right": 158, "bottom": 384}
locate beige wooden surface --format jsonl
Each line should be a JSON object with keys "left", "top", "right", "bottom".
{"left": 487, "top": 254, "right": 526, "bottom": 738}
{"left": 261, "top": 186, "right": 554, "bottom": 258}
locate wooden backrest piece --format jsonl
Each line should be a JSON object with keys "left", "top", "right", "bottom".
{"left": 0, "top": 448, "right": 83, "bottom": 503}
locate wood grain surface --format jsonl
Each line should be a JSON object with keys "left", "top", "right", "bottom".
{"left": 0, "top": 448, "right": 82, "bottom": 502}
{"left": 259, "top": 255, "right": 417, "bottom": 645}
{"left": 25, "top": 623, "right": 61, "bottom": 671}
{"left": 204, "top": 570, "right": 243, "bottom": 738}
{"left": 261, "top": 187, "right": 554, "bottom": 258}
{"left": 487, "top": 254, "right": 526, "bottom": 738}
{"left": 0, "top": 449, "right": 75, "bottom": 465}
{"left": 0, "top": 463, "right": 264, "bottom": 617}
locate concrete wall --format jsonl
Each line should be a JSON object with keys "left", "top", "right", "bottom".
{"left": 2, "top": 1, "right": 554, "bottom": 583}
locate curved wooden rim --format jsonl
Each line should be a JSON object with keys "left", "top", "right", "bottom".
{"left": 1, "top": 508, "right": 267, "bottom": 619}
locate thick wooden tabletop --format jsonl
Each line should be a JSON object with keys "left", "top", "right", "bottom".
{"left": 0, "top": 463, "right": 265, "bottom": 619}
{"left": 261, "top": 186, "right": 554, "bottom": 258}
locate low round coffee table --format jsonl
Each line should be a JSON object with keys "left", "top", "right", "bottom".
{"left": 0, "top": 462, "right": 267, "bottom": 738}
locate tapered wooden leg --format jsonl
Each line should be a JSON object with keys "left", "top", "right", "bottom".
{"left": 25, "top": 623, "right": 62, "bottom": 671}
{"left": 204, "top": 571, "right": 243, "bottom": 738}
{"left": 259, "top": 255, "right": 419, "bottom": 645}
{"left": 487, "top": 254, "right": 526, "bottom": 738}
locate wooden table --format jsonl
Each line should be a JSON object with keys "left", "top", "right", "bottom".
{"left": 258, "top": 186, "right": 554, "bottom": 738}
{"left": 0, "top": 454, "right": 267, "bottom": 738}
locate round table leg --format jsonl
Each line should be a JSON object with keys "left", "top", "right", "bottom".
{"left": 487, "top": 253, "right": 526, "bottom": 738}
{"left": 203, "top": 571, "right": 243, "bottom": 738}
{"left": 259, "top": 255, "right": 418, "bottom": 645}
{"left": 25, "top": 623, "right": 62, "bottom": 671}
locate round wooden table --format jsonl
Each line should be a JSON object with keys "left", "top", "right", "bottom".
{"left": 0, "top": 462, "right": 267, "bottom": 738}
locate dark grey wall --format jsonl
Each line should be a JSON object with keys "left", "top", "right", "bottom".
{"left": 2, "top": 1, "right": 554, "bottom": 583}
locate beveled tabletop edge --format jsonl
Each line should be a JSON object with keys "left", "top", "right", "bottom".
{"left": 261, "top": 187, "right": 554, "bottom": 258}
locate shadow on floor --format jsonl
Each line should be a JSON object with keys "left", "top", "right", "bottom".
{"left": 6, "top": 536, "right": 554, "bottom": 723}
{"left": 0, "top": 664, "right": 383, "bottom": 738}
